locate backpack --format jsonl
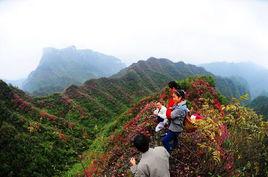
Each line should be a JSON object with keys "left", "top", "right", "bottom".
{"left": 184, "top": 112, "right": 204, "bottom": 132}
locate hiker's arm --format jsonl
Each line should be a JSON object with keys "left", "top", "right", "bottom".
{"left": 161, "top": 146, "right": 170, "bottom": 158}
{"left": 153, "top": 109, "right": 159, "bottom": 116}
{"left": 166, "top": 99, "right": 174, "bottom": 119}
{"left": 130, "top": 157, "right": 147, "bottom": 177}
{"left": 171, "top": 109, "right": 185, "bottom": 120}
{"left": 170, "top": 109, "right": 179, "bottom": 119}
{"left": 130, "top": 165, "right": 147, "bottom": 177}
{"left": 166, "top": 109, "right": 172, "bottom": 119}
{"left": 157, "top": 107, "right": 167, "bottom": 119}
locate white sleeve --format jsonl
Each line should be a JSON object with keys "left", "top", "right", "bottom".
{"left": 153, "top": 109, "right": 159, "bottom": 115}
{"left": 157, "top": 106, "right": 167, "bottom": 119}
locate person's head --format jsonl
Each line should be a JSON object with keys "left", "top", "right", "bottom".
{"left": 172, "top": 89, "right": 185, "bottom": 104}
{"left": 168, "top": 81, "right": 178, "bottom": 90}
{"left": 156, "top": 102, "right": 163, "bottom": 109}
{"left": 133, "top": 134, "right": 150, "bottom": 153}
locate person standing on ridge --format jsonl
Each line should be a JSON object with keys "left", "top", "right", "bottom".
{"left": 162, "top": 89, "right": 188, "bottom": 152}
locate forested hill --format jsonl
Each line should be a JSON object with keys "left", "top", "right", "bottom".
{"left": 112, "top": 57, "right": 249, "bottom": 99}
{"left": 22, "top": 46, "right": 125, "bottom": 96}
{"left": 249, "top": 96, "right": 268, "bottom": 120}
{"left": 0, "top": 80, "right": 90, "bottom": 176}
{"left": 0, "top": 58, "right": 250, "bottom": 177}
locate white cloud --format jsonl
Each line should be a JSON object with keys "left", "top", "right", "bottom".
{"left": 0, "top": 0, "right": 267, "bottom": 79}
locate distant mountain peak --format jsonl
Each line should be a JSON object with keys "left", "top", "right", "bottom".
{"left": 23, "top": 47, "right": 126, "bottom": 95}
{"left": 43, "top": 45, "right": 76, "bottom": 53}
{"left": 147, "top": 56, "right": 158, "bottom": 61}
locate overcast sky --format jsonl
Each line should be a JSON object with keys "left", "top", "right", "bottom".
{"left": 0, "top": 0, "right": 268, "bottom": 80}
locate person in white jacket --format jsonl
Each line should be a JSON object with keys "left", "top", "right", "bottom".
{"left": 153, "top": 102, "right": 168, "bottom": 132}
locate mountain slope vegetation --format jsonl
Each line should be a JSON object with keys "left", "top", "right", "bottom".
{"left": 0, "top": 58, "right": 251, "bottom": 177}
{"left": 249, "top": 96, "right": 268, "bottom": 120}
{"left": 84, "top": 77, "right": 268, "bottom": 177}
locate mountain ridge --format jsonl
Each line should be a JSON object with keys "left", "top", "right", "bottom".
{"left": 22, "top": 46, "right": 126, "bottom": 96}
{"left": 0, "top": 58, "right": 251, "bottom": 177}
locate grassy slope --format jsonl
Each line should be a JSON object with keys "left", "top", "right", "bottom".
{"left": 0, "top": 58, "right": 250, "bottom": 177}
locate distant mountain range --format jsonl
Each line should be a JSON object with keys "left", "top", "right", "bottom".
{"left": 200, "top": 62, "right": 268, "bottom": 98}
{"left": 111, "top": 58, "right": 249, "bottom": 99}
{"left": 22, "top": 46, "right": 126, "bottom": 96}
{"left": 0, "top": 57, "right": 249, "bottom": 177}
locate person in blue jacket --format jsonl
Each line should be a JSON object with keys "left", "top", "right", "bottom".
{"left": 162, "top": 89, "right": 188, "bottom": 152}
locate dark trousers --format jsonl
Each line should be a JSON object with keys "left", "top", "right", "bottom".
{"left": 156, "top": 116, "right": 164, "bottom": 122}
{"left": 162, "top": 130, "right": 180, "bottom": 152}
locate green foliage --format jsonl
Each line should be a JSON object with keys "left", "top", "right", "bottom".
{"left": 0, "top": 59, "right": 253, "bottom": 177}
{"left": 215, "top": 76, "right": 250, "bottom": 100}
{"left": 0, "top": 84, "right": 89, "bottom": 177}
{"left": 223, "top": 100, "right": 268, "bottom": 176}
{"left": 249, "top": 96, "right": 268, "bottom": 120}
{"left": 176, "top": 75, "right": 247, "bottom": 102}
{"left": 217, "top": 92, "right": 229, "bottom": 105}
{"left": 84, "top": 76, "right": 268, "bottom": 177}
{"left": 177, "top": 75, "right": 215, "bottom": 90}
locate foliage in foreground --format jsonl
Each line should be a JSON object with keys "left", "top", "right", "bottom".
{"left": 85, "top": 77, "right": 268, "bottom": 177}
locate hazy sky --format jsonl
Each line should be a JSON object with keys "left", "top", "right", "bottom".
{"left": 0, "top": 0, "right": 268, "bottom": 80}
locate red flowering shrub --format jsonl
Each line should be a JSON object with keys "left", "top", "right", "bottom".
{"left": 83, "top": 77, "right": 268, "bottom": 177}
{"left": 61, "top": 96, "right": 73, "bottom": 105}
{"left": 40, "top": 111, "right": 57, "bottom": 121}
{"left": 85, "top": 102, "right": 156, "bottom": 176}
{"left": 58, "top": 132, "right": 68, "bottom": 141}
{"left": 67, "top": 121, "right": 76, "bottom": 129}
{"left": 12, "top": 94, "right": 32, "bottom": 112}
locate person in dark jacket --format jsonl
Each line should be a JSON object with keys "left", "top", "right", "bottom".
{"left": 162, "top": 89, "right": 188, "bottom": 152}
